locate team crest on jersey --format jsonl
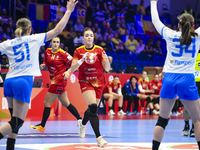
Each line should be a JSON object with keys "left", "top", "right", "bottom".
{"left": 51, "top": 54, "right": 55, "bottom": 60}
{"left": 85, "top": 53, "right": 97, "bottom": 64}
{"left": 170, "top": 59, "right": 174, "bottom": 63}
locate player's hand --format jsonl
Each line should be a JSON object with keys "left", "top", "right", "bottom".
{"left": 63, "top": 70, "right": 70, "bottom": 80}
{"left": 66, "top": 0, "right": 78, "bottom": 13}
{"left": 102, "top": 52, "right": 109, "bottom": 62}
{"left": 40, "top": 64, "right": 45, "bottom": 70}
{"left": 82, "top": 52, "right": 89, "bottom": 59}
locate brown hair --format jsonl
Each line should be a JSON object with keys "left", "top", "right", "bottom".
{"left": 83, "top": 27, "right": 93, "bottom": 36}
{"left": 15, "top": 18, "right": 32, "bottom": 38}
{"left": 178, "top": 14, "right": 198, "bottom": 45}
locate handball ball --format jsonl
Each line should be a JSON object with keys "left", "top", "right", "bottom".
{"left": 85, "top": 53, "right": 97, "bottom": 64}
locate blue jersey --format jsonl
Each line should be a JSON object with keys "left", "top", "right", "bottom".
{"left": 0, "top": 33, "right": 47, "bottom": 79}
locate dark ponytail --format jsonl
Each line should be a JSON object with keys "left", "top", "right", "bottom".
{"left": 178, "top": 14, "right": 198, "bottom": 45}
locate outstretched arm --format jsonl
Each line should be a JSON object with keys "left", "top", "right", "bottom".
{"left": 151, "top": 0, "right": 165, "bottom": 35}
{"left": 46, "top": 0, "right": 78, "bottom": 41}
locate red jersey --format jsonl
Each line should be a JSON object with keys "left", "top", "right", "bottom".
{"left": 149, "top": 80, "right": 162, "bottom": 94}
{"left": 73, "top": 45, "right": 105, "bottom": 87}
{"left": 44, "top": 48, "right": 72, "bottom": 85}
{"left": 103, "top": 80, "right": 121, "bottom": 93}
{"left": 138, "top": 78, "right": 149, "bottom": 90}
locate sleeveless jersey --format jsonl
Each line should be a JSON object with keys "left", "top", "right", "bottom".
{"left": 0, "top": 33, "right": 47, "bottom": 79}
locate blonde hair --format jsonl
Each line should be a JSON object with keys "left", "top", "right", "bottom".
{"left": 15, "top": 18, "right": 32, "bottom": 38}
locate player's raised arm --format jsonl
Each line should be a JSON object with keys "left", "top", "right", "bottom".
{"left": 46, "top": 0, "right": 78, "bottom": 41}
{"left": 150, "top": 0, "right": 165, "bottom": 35}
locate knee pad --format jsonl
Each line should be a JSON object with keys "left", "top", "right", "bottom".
{"left": 89, "top": 103, "right": 98, "bottom": 117}
{"left": 153, "top": 97, "right": 159, "bottom": 104}
{"left": 146, "top": 97, "right": 151, "bottom": 105}
{"left": 8, "top": 117, "right": 24, "bottom": 133}
{"left": 156, "top": 116, "right": 169, "bottom": 130}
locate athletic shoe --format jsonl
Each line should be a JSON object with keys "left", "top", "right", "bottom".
{"left": 30, "top": 125, "right": 45, "bottom": 133}
{"left": 136, "top": 112, "right": 141, "bottom": 115}
{"left": 97, "top": 136, "right": 108, "bottom": 147}
{"left": 182, "top": 125, "right": 190, "bottom": 136}
{"left": 171, "top": 112, "right": 178, "bottom": 116}
{"left": 117, "top": 110, "right": 126, "bottom": 115}
{"left": 126, "top": 111, "right": 133, "bottom": 115}
{"left": 153, "top": 110, "right": 159, "bottom": 115}
{"left": 190, "top": 128, "right": 195, "bottom": 137}
{"left": 133, "top": 110, "right": 141, "bottom": 115}
{"left": 108, "top": 109, "right": 115, "bottom": 115}
{"left": 78, "top": 119, "right": 86, "bottom": 138}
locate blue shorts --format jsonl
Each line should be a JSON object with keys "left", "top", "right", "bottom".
{"left": 4, "top": 76, "right": 33, "bottom": 103}
{"left": 160, "top": 73, "right": 199, "bottom": 101}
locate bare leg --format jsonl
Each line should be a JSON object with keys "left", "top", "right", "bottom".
{"left": 103, "top": 93, "right": 113, "bottom": 107}
{"left": 153, "top": 98, "right": 176, "bottom": 142}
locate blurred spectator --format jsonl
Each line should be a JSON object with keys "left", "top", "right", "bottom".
{"left": 95, "top": 6, "right": 105, "bottom": 24}
{"left": 104, "top": 0, "right": 113, "bottom": 14}
{"left": 39, "top": 46, "right": 45, "bottom": 64}
{"left": 0, "top": 27, "right": 4, "bottom": 39}
{"left": 7, "top": 17, "right": 15, "bottom": 33}
{"left": 172, "top": 24, "right": 178, "bottom": 31}
{"left": 66, "top": 19, "right": 74, "bottom": 31}
{"left": 106, "top": 3, "right": 117, "bottom": 30}
{"left": 74, "top": 30, "right": 84, "bottom": 48}
{"left": 126, "top": 1, "right": 136, "bottom": 24}
{"left": 46, "top": 19, "right": 58, "bottom": 31}
{"left": 2, "top": 35, "right": 7, "bottom": 42}
{"left": 87, "top": 21, "right": 92, "bottom": 28}
{"left": 85, "top": 0, "right": 97, "bottom": 24}
{"left": 119, "top": 23, "right": 127, "bottom": 42}
{"left": 105, "top": 35, "right": 116, "bottom": 52}
{"left": 137, "top": 0, "right": 146, "bottom": 15}
{"left": 60, "top": 43, "right": 65, "bottom": 50}
{"left": 16, "top": 0, "right": 26, "bottom": 20}
{"left": 143, "top": 39, "right": 155, "bottom": 54}
{"left": 46, "top": 0, "right": 61, "bottom": 6}
{"left": 125, "top": 34, "right": 138, "bottom": 53}
{"left": 182, "top": 4, "right": 195, "bottom": 18}
{"left": 0, "top": 9, "right": 9, "bottom": 23}
{"left": 4, "top": 27, "right": 11, "bottom": 39}
{"left": 99, "top": 20, "right": 108, "bottom": 36}
{"left": 66, "top": 27, "right": 76, "bottom": 54}
{"left": 113, "top": 0, "right": 126, "bottom": 24}
{"left": 0, "top": 18, "right": 8, "bottom": 31}
{"left": 76, "top": 0, "right": 87, "bottom": 9}
{"left": 10, "top": 33, "right": 15, "bottom": 39}
{"left": 94, "top": 23, "right": 99, "bottom": 31}
{"left": 124, "top": 29, "right": 130, "bottom": 43}
{"left": 94, "top": 28, "right": 102, "bottom": 40}
{"left": 95, "top": 36, "right": 106, "bottom": 50}
{"left": 153, "top": 39, "right": 162, "bottom": 55}
{"left": 74, "top": 19, "right": 84, "bottom": 32}
{"left": 135, "top": 39, "right": 145, "bottom": 54}
{"left": 104, "top": 28, "right": 113, "bottom": 41}
{"left": 111, "top": 32, "right": 124, "bottom": 51}
{"left": 64, "top": 46, "right": 69, "bottom": 52}
{"left": 145, "top": 5, "right": 151, "bottom": 16}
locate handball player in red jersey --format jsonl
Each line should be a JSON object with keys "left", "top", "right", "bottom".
{"left": 30, "top": 37, "right": 82, "bottom": 132}
{"left": 70, "top": 27, "right": 110, "bottom": 147}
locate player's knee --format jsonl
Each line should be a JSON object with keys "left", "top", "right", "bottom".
{"left": 146, "top": 97, "right": 151, "bottom": 105}
{"left": 109, "top": 94, "right": 113, "bottom": 99}
{"left": 153, "top": 97, "right": 159, "bottom": 104}
{"left": 89, "top": 103, "right": 98, "bottom": 117}
{"left": 8, "top": 117, "right": 24, "bottom": 133}
{"left": 156, "top": 116, "right": 169, "bottom": 130}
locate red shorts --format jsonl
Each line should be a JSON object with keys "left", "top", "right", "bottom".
{"left": 80, "top": 82, "right": 104, "bottom": 99}
{"left": 48, "top": 84, "right": 66, "bottom": 94}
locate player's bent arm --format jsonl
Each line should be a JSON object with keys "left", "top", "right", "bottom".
{"left": 108, "top": 87, "right": 119, "bottom": 97}
{"left": 138, "top": 84, "right": 146, "bottom": 93}
{"left": 118, "top": 88, "right": 122, "bottom": 95}
{"left": 151, "top": 1, "right": 165, "bottom": 35}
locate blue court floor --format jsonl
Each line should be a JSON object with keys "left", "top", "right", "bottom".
{"left": 0, "top": 116, "right": 198, "bottom": 150}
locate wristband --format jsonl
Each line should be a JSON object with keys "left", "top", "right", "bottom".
{"left": 77, "top": 59, "right": 83, "bottom": 66}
